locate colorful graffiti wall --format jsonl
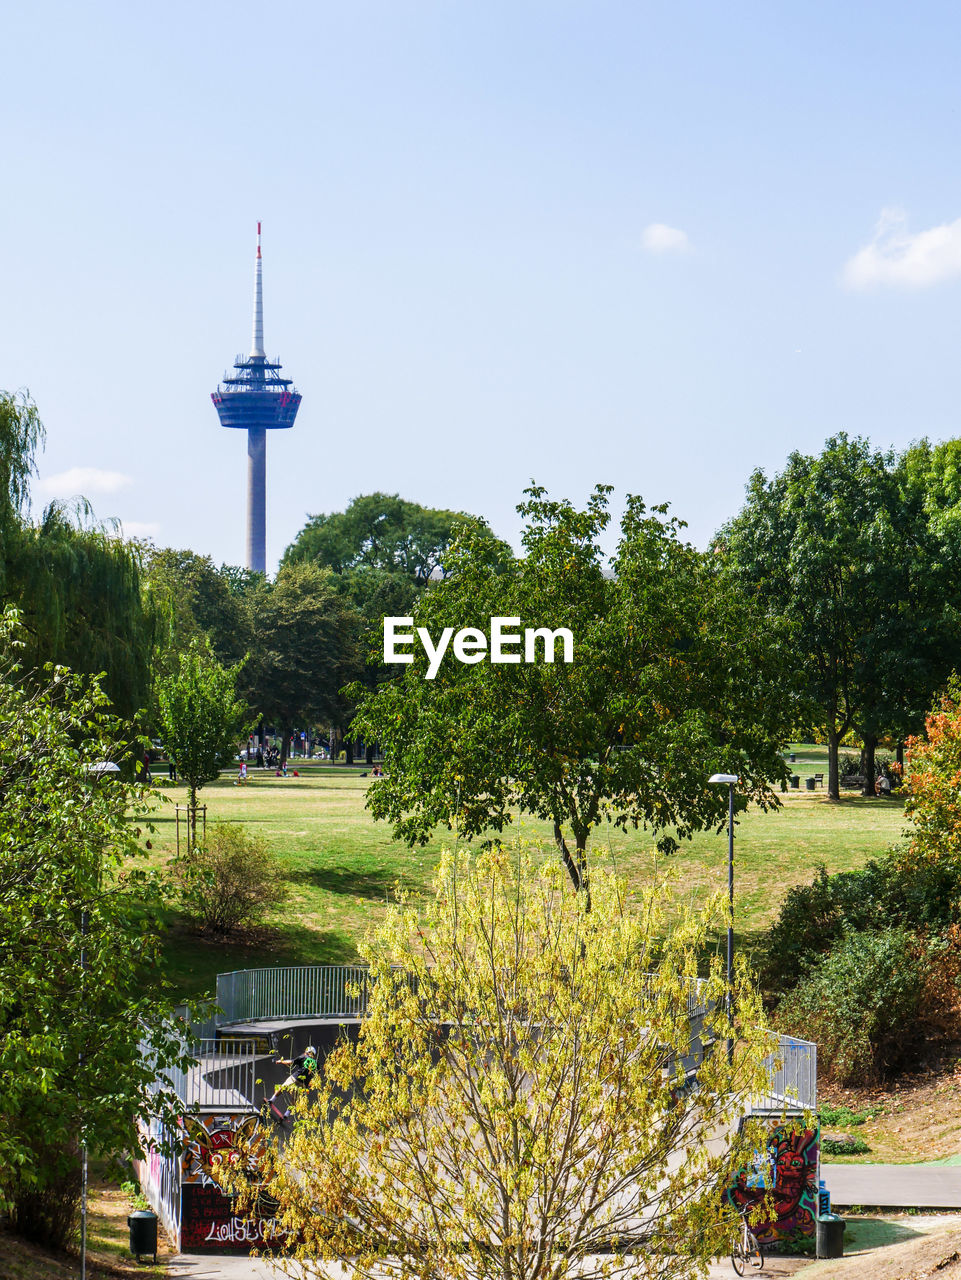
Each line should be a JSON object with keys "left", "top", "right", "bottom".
{"left": 725, "top": 1120, "right": 818, "bottom": 1248}
{"left": 179, "top": 1113, "right": 289, "bottom": 1252}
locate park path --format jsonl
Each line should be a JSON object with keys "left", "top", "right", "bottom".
{"left": 823, "top": 1161, "right": 961, "bottom": 1208}
{"left": 166, "top": 1253, "right": 806, "bottom": 1278}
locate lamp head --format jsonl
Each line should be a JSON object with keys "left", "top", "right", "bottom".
{"left": 709, "top": 773, "right": 738, "bottom": 784}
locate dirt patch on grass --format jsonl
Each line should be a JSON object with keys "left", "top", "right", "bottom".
{"left": 0, "top": 1180, "right": 172, "bottom": 1279}
{"left": 804, "top": 1215, "right": 961, "bottom": 1277}
{"left": 821, "top": 1044, "right": 961, "bottom": 1163}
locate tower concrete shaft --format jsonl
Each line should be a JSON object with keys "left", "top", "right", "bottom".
{"left": 247, "top": 427, "right": 267, "bottom": 574}
{"left": 211, "top": 223, "right": 302, "bottom": 573}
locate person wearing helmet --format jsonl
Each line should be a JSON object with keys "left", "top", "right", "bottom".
{"left": 264, "top": 1044, "right": 319, "bottom": 1125}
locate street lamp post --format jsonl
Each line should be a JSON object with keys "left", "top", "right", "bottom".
{"left": 709, "top": 773, "right": 738, "bottom": 1064}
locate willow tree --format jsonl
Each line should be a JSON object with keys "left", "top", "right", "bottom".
{"left": 0, "top": 391, "right": 156, "bottom": 727}
{"left": 0, "top": 390, "right": 44, "bottom": 592}
{"left": 7, "top": 503, "right": 157, "bottom": 727}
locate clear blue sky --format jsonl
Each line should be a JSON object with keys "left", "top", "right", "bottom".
{"left": 4, "top": 1, "right": 961, "bottom": 569}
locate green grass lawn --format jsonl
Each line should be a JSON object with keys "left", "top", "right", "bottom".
{"left": 144, "top": 749, "right": 907, "bottom": 1001}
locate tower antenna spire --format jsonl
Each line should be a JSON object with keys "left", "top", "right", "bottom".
{"left": 250, "top": 220, "right": 265, "bottom": 358}
{"left": 212, "top": 222, "right": 302, "bottom": 575}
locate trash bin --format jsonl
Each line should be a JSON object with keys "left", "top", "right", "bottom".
{"left": 790, "top": 775, "right": 800, "bottom": 789}
{"left": 128, "top": 1209, "right": 158, "bottom": 1263}
{"left": 806, "top": 776, "right": 816, "bottom": 790}
{"left": 789, "top": 753, "right": 796, "bottom": 762}
{"left": 816, "top": 1214, "right": 845, "bottom": 1258}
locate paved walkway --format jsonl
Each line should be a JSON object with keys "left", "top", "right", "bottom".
{"left": 167, "top": 1253, "right": 804, "bottom": 1278}
{"left": 168, "top": 1254, "right": 287, "bottom": 1277}
{"left": 823, "top": 1162, "right": 961, "bottom": 1208}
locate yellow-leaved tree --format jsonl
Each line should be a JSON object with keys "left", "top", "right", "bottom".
{"left": 238, "top": 849, "right": 776, "bottom": 1280}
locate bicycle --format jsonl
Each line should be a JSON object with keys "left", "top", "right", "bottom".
{"left": 731, "top": 1209, "right": 764, "bottom": 1274}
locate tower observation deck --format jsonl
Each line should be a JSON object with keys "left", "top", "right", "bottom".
{"left": 211, "top": 223, "right": 301, "bottom": 574}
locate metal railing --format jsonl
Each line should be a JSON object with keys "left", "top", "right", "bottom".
{"left": 752, "top": 1033, "right": 817, "bottom": 1112}
{"left": 216, "top": 965, "right": 372, "bottom": 1025}
{"left": 166, "top": 1038, "right": 257, "bottom": 1108}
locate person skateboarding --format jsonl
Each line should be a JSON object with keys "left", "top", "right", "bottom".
{"left": 264, "top": 1044, "right": 318, "bottom": 1125}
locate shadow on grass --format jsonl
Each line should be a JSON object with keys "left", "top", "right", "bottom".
{"left": 154, "top": 913, "right": 362, "bottom": 1000}
{"left": 287, "top": 863, "right": 422, "bottom": 901}
{"left": 843, "top": 1216, "right": 925, "bottom": 1249}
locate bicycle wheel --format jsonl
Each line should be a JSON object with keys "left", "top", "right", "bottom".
{"left": 745, "top": 1228, "right": 764, "bottom": 1270}
{"left": 731, "top": 1236, "right": 747, "bottom": 1276}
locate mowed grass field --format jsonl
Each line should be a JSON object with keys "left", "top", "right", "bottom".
{"left": 144, "top": 743, "right": 907, "bottom": 1001}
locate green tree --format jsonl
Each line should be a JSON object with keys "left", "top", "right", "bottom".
{"left": 352, "top": 486, "right": 791, "bottom": 894}
{"left": 283, "top": 491, "right": 482, "bottom": 583}
{"left": 720, "top": 434, "right": 961, "bottom": 799}
{"left": 9, "top": 502, "right": 157, "bottom": 727}
{"left": 0, "top": 390, "right": 44, "bottom": 586}
{"left": 241, "top": 562, "right": 362, "bottom": 764}
{"left": 156, "top": 642, "right": 250, "bottom": 841}
{"left": 231, "top": 849, "right": 773, "bottom": 1280}
{"left": 0, "top": 609, "right": 190, "bottom": 1244}
{"left": 143, "top": 547, "right": 253, "bottom": 670}
{"left": 0, "top": 394, "right": 155, "bottom": 726}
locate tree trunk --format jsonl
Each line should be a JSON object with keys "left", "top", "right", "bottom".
{"left": 861, "top": 736, "right": 877, "bottom": 797}
{"left": 189, "top": 783, "right": 198, "bottom": 850}
{"left": 365, "top": 743, "right": 375, "bottom": 765}
{"left": 279, "top": 729, "right": 289, "bottom": 767}
{"left": 553, "top": 821, "right": 591, "bottom": 910}
{"left": 344, "top": 739, "right": 355, "bottom": 766}
{"left": 827, "top": 729, "right": 841, "bottom": 801}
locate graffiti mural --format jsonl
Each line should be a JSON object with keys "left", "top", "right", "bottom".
{"left": 725, "top": 1121, "right": 818, "bottom": 1248}
{"left": 180, "top": 1113, "right": 289, "bottom": 1253}
{"left": 180, "top": 1113, "right": 264, "bottom": 1186}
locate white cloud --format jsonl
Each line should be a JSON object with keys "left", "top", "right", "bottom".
{"left": 113, "top": 520, "right": 160, "bottom": 539}
{"left": 36, "top": 466, "right": 133, "bottom": 498}
{"left": 641, "top": 223, "right": 691, "bottom": 254}
{"left": 843, "top": 207, "right": 961, "bottom": 289}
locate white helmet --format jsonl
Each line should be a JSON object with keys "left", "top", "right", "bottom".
{"left": 305, "top": 1045, "right": 317, "bottom": 1056}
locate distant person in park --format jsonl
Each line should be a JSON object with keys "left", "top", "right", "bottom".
{"left": 237, "top": 760, "right": 248, "bottom": 786}
{"left": 876, "top": 773, "right": 892, "bottom": 796}
{"left": 265, "top": 1044, "right": 318, "bottom": 1124}
{"left": 168, "top": 757, "right": 176, "bottom": 781}
{"left": 256, "top": 746, "right": 264, "bottom": 769}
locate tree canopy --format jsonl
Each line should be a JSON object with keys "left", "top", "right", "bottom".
{"left": 156, "top": 642, "right": 250, "bottom": 834}
{"left": 143, "top": 547, "right": 253, "bottom": 670}
{"left": 283, "top": 492, "right": 483, "bottom": 583}
{"left": 352, "top": 485, "right": 792, "bottom": 893}
{"left": 720, "top": 434, "right": 961, "bottom": 798}
{"left": 0, "top": 609, "right": 190, "bottom": 1244}
{"left": 229, "top": 848, "right": 772, "bottom": 1280}
{"left": 240, "top": 562, "right": 363, "bottom": 761}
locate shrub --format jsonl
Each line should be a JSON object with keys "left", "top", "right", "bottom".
{"left": 820, "top": 1135, "right": 871, "bottom": 1156}
{"left": 174, "top": 823, "right": 288, "bottom": 935}
{"left": 758, "top": 854, "right": 961, "bottom": 998}
{"left": 774, "top": 928, "right": 932, "bottom": 1084}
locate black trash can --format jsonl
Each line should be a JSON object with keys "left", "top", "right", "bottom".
{"left": 789, "top": 753, "right": 796, "bottom": 762}
{"left": 806, "top": 776, "right": 816, "bottom": 790}
{"left": 128, "top": 1208, "right": 158, "bottom": 1263}
{"left": 816, "top": 1213, "right": 845, "bottom": 1258}
{"left": 790, "top": 775, "right": 800, "bottom": 789}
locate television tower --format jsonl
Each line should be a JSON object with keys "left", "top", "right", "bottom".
{"left": 211, "top": 224, "right": 301, "bottom": 574}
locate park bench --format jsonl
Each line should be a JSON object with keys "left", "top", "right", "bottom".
{"left": 813, "top": 773, "right": 824, "bottom": 788}
{"left": 840, "top": 774, "right": 865, "bottom": 788}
